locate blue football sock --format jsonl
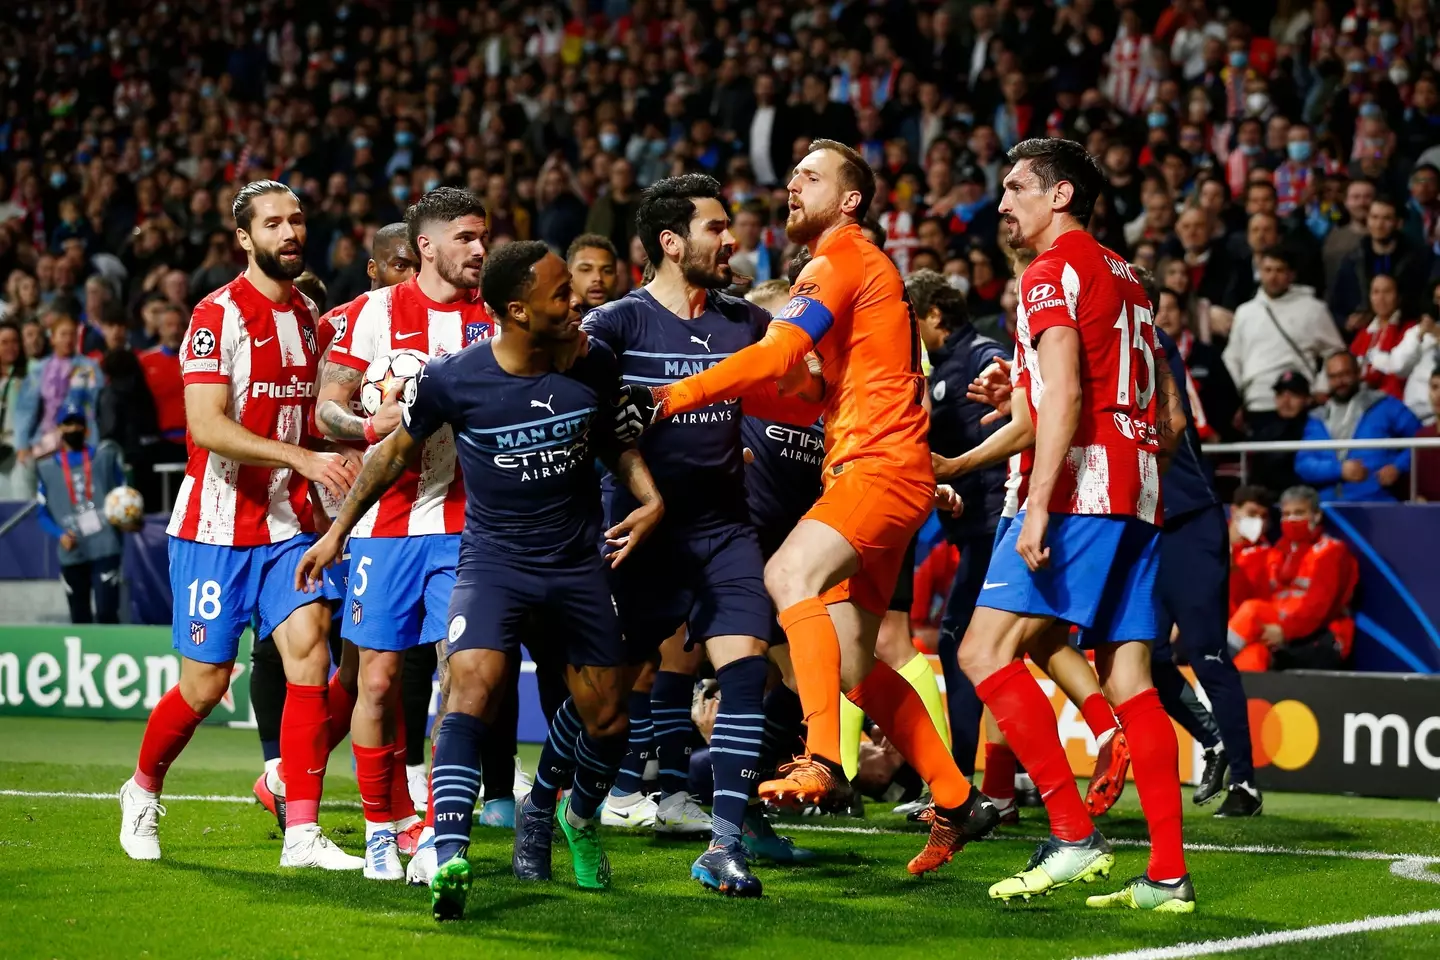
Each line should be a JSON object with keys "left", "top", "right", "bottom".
{"left": 651, "top": 671, "right": 696, "bottom": 798}
{"left": 570, "top": 728, "right": 628, "bottom": 821}
{"left": 710, "top": 656, "right": 767, "bottom": 847}
{"left": 430, "top": 712, "right": 485, "bottom": 865}
{"left": 531, "top": 697, "right": 583, "bottom": 813}
{"left": 610, "top": 688, "right": 653, "bottom": 796}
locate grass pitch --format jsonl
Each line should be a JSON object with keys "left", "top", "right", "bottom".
{"left": 2, "top": 717, "right": 1439, "bottom": 960}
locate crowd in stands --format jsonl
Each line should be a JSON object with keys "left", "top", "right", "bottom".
{"left": 0, "top": 0, "right": 1438, "bottom": 508}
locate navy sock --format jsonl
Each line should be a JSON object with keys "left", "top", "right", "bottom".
{"left": 571, "top": 729, "right": 628, "bottom": 820}
{"left": 610, "top": 688, "right": 653, "bottom": 796}
{"left": 1153, "top": 660, "right": 1220, "bottom": 749}
{"left": 651, "top": 671, "right": 696, "bottom": 798}
{"left": 531, "top": 697, "right": 583, "bottom": 813}
{"left": 759, "top": 682, "right": 803, "bottom": 781}
{"left": 431, "top": 712, "right": 485, "bottom": 865}
{"left": 710, "top": 656, "right": 767, "bottom": 847}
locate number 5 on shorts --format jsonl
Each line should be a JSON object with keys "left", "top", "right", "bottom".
{"left": 352, "top": 556, "right": 372, "bottom": 596}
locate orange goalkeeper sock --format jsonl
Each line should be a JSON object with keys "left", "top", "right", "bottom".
{"left": 778, "top": 597, "right": 843, "bottom": 766}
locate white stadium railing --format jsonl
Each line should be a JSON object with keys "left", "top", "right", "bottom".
{"left": 1201, "top": 436, "right": 1440, "bottom": 500}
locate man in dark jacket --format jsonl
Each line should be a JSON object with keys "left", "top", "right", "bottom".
{"left": 1328, "top": 195, "right": 1438, "bottom": 324}
{"left": 1249, "top": 370, "right": 1312, "bottom": 495}
{"left": 906, "top": 269, "right": 1007, "bottom": 776}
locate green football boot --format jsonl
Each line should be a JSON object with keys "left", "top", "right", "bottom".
{"left": 1087, "top": 874, "right": 1197, "bottom": 912}
{"left": 557, "top": 794, "right": 612, "bottom": 890}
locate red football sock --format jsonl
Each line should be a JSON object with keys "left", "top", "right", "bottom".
{"left": 847, "top": 661, "right": 972, "bottom": 809}
{"left": 353, "top": 742, "right": 393, "bottom": 825}
{"left": 982, "top": 742, "right": 1017, "bottom": 801}
{"left": 389, "top": 707, "right": 414, "bottom": 821}
{"left": 778, "top": 598, "right": 843, "bottom": 765}
{"left": 976, "top": 660, "right": 1093, "bottom": 842}
{"left": 1080, "top": 692, "right": 1118, "bottom": 743}
{"left": 1114, "top": 688, "right": 1187, "bottom": 880}
{"left": 134, "top": 686, "right": 204, "bottom": 794}
{"left": 325, "top": 672, "right": 355, "bottom": 752}
{"left": 281, "top": 683, "right": 329, "bottom": 827}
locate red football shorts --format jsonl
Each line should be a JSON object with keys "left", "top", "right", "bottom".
{"left": 807, "top": 458, "right": 933, "bottom": 616}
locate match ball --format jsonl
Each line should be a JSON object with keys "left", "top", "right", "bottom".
{"left": 360, "top": 349, "right": 429, "bottom": 416}
{"left": 103, "top": 485, "right": 145, "bottom": 528}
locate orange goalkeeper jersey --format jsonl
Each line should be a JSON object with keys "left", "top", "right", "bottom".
{"left": 781, "top": 222, "right": 931, "bottom": 476}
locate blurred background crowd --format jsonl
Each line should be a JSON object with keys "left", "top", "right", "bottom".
{"left": 0, "top": 0, "right": 1437, "bottom": 508}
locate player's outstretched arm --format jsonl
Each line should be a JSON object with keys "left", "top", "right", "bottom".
{"left": 1020, "top": 329, "right": 1083, "bottom": 571}
{"left": 650, "top": 320, "right": 816, "bottom": 420}
{"left": 933, "top": 386, "right": 1035, "bottom": 480}
{"left": 601, "top": 447, "right": 664, "bottom": 568}
{"left": 741, "top": 378, "right": 828, "bottom": 427}
{"left": 185, "top": 382, "right": 357, "bottom": 500}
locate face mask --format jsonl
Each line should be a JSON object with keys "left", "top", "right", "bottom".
{"left": 1229, "top": 51, "right": 1248, "bottom": 69}
{"left": 423, "top": 178, "right": 439, "bottom": 193}
{"left": 1246, "top": 92, "right": 1270, "bottom": 116}
{"left": 598, "top": 131, "right": 621, "bottom": 153}
{"left": 62, "top": 429, "right": 86, "bottom": 451}
{"left": 200, "top": 83, "right": 215, "bottom": 99}
{"left": 1287, "top": 141, "right": 1312, "bottom": 162}
{"left": 391, "top": 184, "right": 409, "bottom": 203}
{"left": 49, "top": 171, "right": 66, "bottom": 189}
{"left": 1347, "top": 60, "right": 1365, "bottom": 74}
{"left": 332, "top": 48, "right": 346, "bottom": 63}
{"left": 1241, "top": 143, "right": 1262, "bottom": 156}
{"left": 772, "top": 55, "right": 788, "bottom": 72}
{"left": 947, "top": 274, "right": 971, "bottom": 295}
{"left": 1379, "top": 32, "right": 1399, "bottom": 52}
{"left": 395, "top": 131, "right": 414, "bottom": 148}
{"left": 354, "top": 83, "right": 369, "bottom": 99}
{"left": 1236, "top": 514, "right": 1265, "bottom": 543}
{"left": 1281, "top": 517, "right": 1319, "bottom": 543}
{"left": 353, "top": 136, "right": 370, "bottom": 151}
{"left": 1390, "top": 67, "right": 1410, "bottom": 86}
{"left": 1147, "top": 112, "right": 1168, "bottom": 129}
{"left": 140, "top": 145, "right": 155, "bottom": 163}
{"left": 955, "top": 112, "right": 974, "bottom": 127}
{"left": 648, "top": 139, "right": 666, "bottom": 157}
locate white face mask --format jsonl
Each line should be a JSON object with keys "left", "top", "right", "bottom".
{"left": 1237, "top": 514, "right": 1265, "bottom": 544}
{"left": 947, "top": 274, "right": 971, "bottom": 295}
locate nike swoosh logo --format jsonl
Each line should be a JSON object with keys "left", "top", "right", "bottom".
{"left": 395, "top": 331, "right": 422, "bottom": 340}
{"left": 982, "top": 581, "right": 1009, "bottom": 590}
{"left": 305, "top": 766, "right": 326, "bottom": 776}
{"left": 254, "top": 337, "right": 274, "bottom": 347}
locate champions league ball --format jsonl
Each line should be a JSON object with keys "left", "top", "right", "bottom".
{"left": 360, "top": 349, "right": 428, "bottom": 416}
{"left": 103, "top": 486, "right": 145, "bottom": 528}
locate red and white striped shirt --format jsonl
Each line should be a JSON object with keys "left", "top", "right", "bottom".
{"left": 168, "top": 275, "right": 321, "bottom": 546}
{"left": 326, "top": 277, "right": 494, "bottom": 538}
{"left": 1014, "top": 231, "right": 1163, "bottom": 524}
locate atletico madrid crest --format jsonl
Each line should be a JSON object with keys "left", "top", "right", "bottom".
{"left": 350, "top": 600, "right": 363, "bottom": 625}
{"left": 464, "top": 321, "right": 492, "bottom": 346}
{"left": 189, "top": 621, "right": 206, "bottom": 645}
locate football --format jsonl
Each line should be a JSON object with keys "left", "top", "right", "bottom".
{"left": 359, "top": 348, "right": 429, "bottom": 417}
{"left": 102, "top": 485, "right": 145, "bottom": 528}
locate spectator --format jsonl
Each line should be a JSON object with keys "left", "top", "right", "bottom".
{"left": 584, "top": 158, "right": 641, "bottom": 259}
{"left": 19, "top": 319, "right": 46, "bottom": 363}
{"left": 15, "top": 311, "right": 103, "bottom": 463}
{"left": 1322, "top": 178, "right": 1376, "bottom": 282}
{"left": 1350, "top": 274, "right": 1415, "bottom": 398}
{"left": 0, "top": 321, "right": 27, "bottom": 498}
{"left": 1274, "top": 123, "right": 1322, "bottom": 217}
{"left": 1228, "top": 485, "right": 1273, "bottom": 615}
{"left": 1403, "top": 163, "right": 1439, "bottom": 254}
{"left": 1328, "top": 194, "right": 1437, "bottom": 324}
{"left": 1414, "top": 371, "right": 1440, "bottom": 502}
{"left": 97, "top": 345, "right": 161, "bottom": 511}
{"left": 1296, "top": 351, "right": 1422, "bottom": 502}
{"left": 1223, "top": 246, "right": 1344, "bottom": 424}
{"left": 1154, "top": 286, "right": 1239, "bottom": 440}
{"left": 1160, "top": 206, "right": 1230, "bottom": 306}
{"left": 2, "top": 270, "right": 42, "bottom": 327}
{"left": 1228, "top": 485, "right": 1359, "bottom": 672}
{"left": 189, "top": 230, "right": 239, "bottom": 305}
{"left": 34, "top": 402, "right": 129, "bottom": 624}
{"left": 1249, "top": 371, "right": 1313, "bottom": 495}
{"left": 535, "top": 161, "right": 588, "bottom": 255}
{"left": 1364, "top": 281, "right": 1440, "bottom": 424}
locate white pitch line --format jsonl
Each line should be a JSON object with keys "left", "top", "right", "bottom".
{"left": 1069, "top": 909, "right": 1440, "bottom": 960}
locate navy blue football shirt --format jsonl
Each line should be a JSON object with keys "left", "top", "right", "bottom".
{"left": 741, "top": 416, "right": 824, "bottom": 538}
{"left": 401, "top": 338, "right": 623, "bottom": 563}
{"left": 582, "top": 288, "right": 769, "bottom": 531}
{"left": 1154, "top": 326, "right": 1219, "bottom": 521}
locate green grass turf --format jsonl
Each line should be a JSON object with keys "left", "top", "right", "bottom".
{"left": 2, "top": 717, "right": 1439, "bottom": 960}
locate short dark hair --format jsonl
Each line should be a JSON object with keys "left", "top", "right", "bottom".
{"left": 404, "top": 186, "right": 488, "bottom": 256}
{"left": 1132, "top": 264, "right": 1159, "bottom": 308}
{"left": 787, "top": 247, "right": 812, "bottom": 285}
{"left": 232, "top": 179, "right": 297, "bottom": 232}
{"left": 809, "top": 138, "right": 877, "bottom": 221}
{"left": 293, "top": 271, "right": 328, "bottom": 313}
{"left": 861, "top": 216, "right": 888, "bottom": 250}
{"left": 481, "top": 240, "right": 549, "bottom": 318}
{"left": 372, "top": 222, "right": 410, "bottom": 258}
{"left": 1006, "top": 137, "right": 1106, "bottom": 225}
{"left": 1233, "top": 485, "right": 1272, "bottom": 509}
{"left": 1258, "top": 244, "right": 1294, "bottom": 270}
{"left": 1369, "top": 193, "right": 1401, "bottom": 215}
{"left": 1246, "top": 180, "right": 1278, "bottom": 200}
{"left": 634, "top": 174, "right": 724, "bottom": 267}
{"left": 905, "top": 269, "right": 969, "bottom": 332}
{"left": 566, "top": 233, "right": 618, "bottom": 263}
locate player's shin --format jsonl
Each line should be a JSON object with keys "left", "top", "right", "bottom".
{"left": 610, "top": 687, "right": 653, "bottom": 796}
{"left": 897, "top": 653, "right": 952, "bottom": 750}
{"left": 974, "top": 659, "right": 1094, "bottom": 841}
{"left": 1113, "top": 687, "right": 1187, "bottom": 882}
{"left": 279, "top": 682, "right": 330, "bottom": 828}
{"left": 430, "top": 712, "right": 486, "bottom": 866}
{"left": 777, "top": 597, "right": 844, "bottom": 764}
{"left": 134, "top": 685, "right": 207, "bottom": 795}
{"left": 651, "top": 670, "right": 697, "bottom": 797}
{"left": 710, "top": 656, "right": 767, "bottom": 846}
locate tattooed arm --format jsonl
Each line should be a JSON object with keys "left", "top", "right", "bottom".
{"left": 294, "top": 426, "right": 422, "bottom": 590}
{"left": 314, "top": 360, "right": 368, "bottom": 441}
{"left": 1153, "top": 353, "right": 1189, "bottom": 476}
{"left": 600, "top": 445, "right": 665, "bottom": 568}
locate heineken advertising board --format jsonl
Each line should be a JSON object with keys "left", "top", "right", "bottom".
{"left": 0, "top": 626, "right": 252, "bottom": 725}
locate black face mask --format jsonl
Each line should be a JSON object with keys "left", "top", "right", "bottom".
{"left": 61, "top": 429, "right": 86, "bottom": 450}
